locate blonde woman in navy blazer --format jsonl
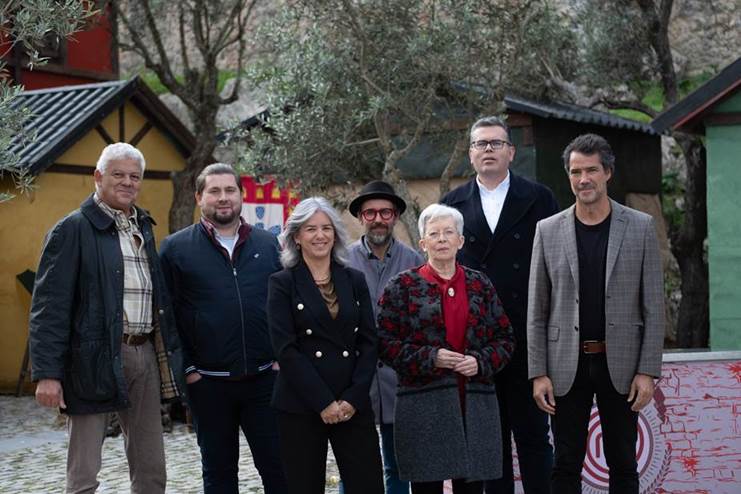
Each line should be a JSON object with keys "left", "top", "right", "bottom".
{"left": 267, "top": 197, "right": 383, "bottom": 494}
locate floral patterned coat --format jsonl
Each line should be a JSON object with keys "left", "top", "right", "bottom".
{"left": 376, "top": 265, "right": 515, "bottom": 482}
{"left": 377, "top": 265, "right": 515, "bottom": 387}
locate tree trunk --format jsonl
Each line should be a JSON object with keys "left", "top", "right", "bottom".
{"left": 168, "top": 115, "right": 218, "bottom": 233}
{"left": 383, "top": 161, "right": 420, "bottom": 247}
{"left": 671, "top": 135, "right": 708, "bottom": 348}
{"left": 168, "top": 167, "right": 198, "bottom": 233}
{"left": 439, "top": 134, "right": 468, "bottom": 197}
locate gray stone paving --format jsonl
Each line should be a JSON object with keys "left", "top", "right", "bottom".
{"left": 0, "top": 396, "right": 341, "bottom": 493}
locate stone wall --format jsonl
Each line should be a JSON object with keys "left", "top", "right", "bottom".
{"left": 668, "top": 0, "right": 740, "bottom": 75}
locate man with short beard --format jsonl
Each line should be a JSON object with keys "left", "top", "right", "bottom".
{"left": 346, "top": 181, "right": 424, "bottom": 494}
{"left": 160, "top": 163, "right": 287, "bottom": 494}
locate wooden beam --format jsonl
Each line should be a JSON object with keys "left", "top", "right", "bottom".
{"left": 3, "top": 60, "right": 117, "bottom": 82}
{"left": 95, "top": 125, "right": 115, "bottom": 145}
{"left": 703, "top": 112, "right": 741, "bottom": 127}
{"left": 118, "top": 106, "right": 125, "bottom": 142}
{"left": 129, "top": 122, "right": 153, "bottom": 146}
{"left": 48, "top": 163, "right": 173, "bottom": 180}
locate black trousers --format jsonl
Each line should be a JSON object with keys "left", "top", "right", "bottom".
{"left": 484, "top": 364, "right": 553, "bottom": 494}
{"left": 551, "top": 353, "right": 638, "bottom": 494}
{"left": 277, "top": 409, "right": 383, "bottom": 494}
{"left": 187, "top": 371, "right": 288, "bottom": 494}
{"left": 412, "top": 479, "right": 483, "bottom": 494}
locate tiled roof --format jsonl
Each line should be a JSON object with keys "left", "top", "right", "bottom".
{"left": 8, "top": 78, "right": 195, "bottom": 175}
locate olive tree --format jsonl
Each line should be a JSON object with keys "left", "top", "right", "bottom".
{"left": 109, "top": 0, "right": 261, "bottom": 231}
{"left": 241, "top": 0, "right": 575, "bottom": 244}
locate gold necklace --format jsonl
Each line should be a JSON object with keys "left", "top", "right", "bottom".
{"left": 313, "top": 273, "right": 331, "bottom": 284}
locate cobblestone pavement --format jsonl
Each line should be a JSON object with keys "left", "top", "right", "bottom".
{"left": 0, "top": 396, "right": 340, "bottom": 493}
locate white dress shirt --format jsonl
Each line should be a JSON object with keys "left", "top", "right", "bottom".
{"left": 477, "top": 171, "right": 511, "bottom": 233}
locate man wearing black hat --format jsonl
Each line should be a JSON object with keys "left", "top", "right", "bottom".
{"left": 347, "top": 181, "right": 424, "bottom": 494}
{"left": 441, "top": 117, "right": 559, "bottom": 494}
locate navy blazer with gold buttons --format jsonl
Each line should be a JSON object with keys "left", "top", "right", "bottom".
{"left": 267, "top": 260, "right": 378, "bottom": 415}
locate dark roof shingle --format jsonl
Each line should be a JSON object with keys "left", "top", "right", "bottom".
{"left": 9, "top": 78, "right": 195, "bottom": 175}
{"left": 651, "top": 57, "right": 741, "bottom": 134}
{"left": 504, "top": 95, "right": 657, "bottom": 135}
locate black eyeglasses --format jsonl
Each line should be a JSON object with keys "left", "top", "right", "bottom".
{"left": 470, "top": 139, "right": 512, "bottom": 151}
{"left": 361, "top": 208, "right": 396, "bottom": 221}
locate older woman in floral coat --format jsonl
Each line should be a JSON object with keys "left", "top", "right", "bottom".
{"left": 377, "top": 203, "right": 515, "bottom": 494}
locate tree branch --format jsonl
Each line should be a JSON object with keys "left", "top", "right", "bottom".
{"left": 439, "top": 133, "right": 469, "bottom": 197}
{"left": 178, "top": 3, "right": 191, "bottom": 73}
{"left": 138, "top": 0, "right": 178, "bottom": 87}
{"left": 113, "top": 0, "right": 190, "bottom": 105}
{"left": 635, "top": 0, "right": 677, "bottom": 104}
{"left": 220, "top": 0, "right": 257, "bottom": 105}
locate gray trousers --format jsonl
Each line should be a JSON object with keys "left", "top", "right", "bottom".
{"left": 66, "top": 340, "right": 166, "bottom": 494}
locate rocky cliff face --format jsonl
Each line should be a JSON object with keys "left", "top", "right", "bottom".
{"left": 668, "top": 0, "right": 740, "bottom": 75}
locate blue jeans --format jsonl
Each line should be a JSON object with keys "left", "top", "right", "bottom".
{"left": 187, "top": 372, "right": 288, "bottom": 494}
{"left": 339, "top": 423, "right": 409, "bottom": 494}
{"left": 484, "top": 365, "right": 553, "bottom": 494}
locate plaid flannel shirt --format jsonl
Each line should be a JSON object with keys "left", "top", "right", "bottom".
{"left": 95, "top": 195, "right": 180, "bottom": 400}
{"left": 95, "top": 195, "right": 153, "bottom": 336}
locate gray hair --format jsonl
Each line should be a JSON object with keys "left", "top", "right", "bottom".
{"left": 470, "top": 115, "right": 511, "bottom": 142}
{"left": 96, "top": 143, "right": 146, "bottom": 174}
{"left": 278, "top": 196, "right": 350, "bottom": 268}
{"left": 195, "top": 163, "right": 243, "bottom": 194}
{"left": 417, "top": 203, "right": 464, "bottom": 237}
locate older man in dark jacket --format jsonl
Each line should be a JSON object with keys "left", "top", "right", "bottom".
{"left": 29, "top": 143, "right": 184, "bottom": 494}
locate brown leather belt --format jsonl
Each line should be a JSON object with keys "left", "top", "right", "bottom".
{"left": 122, "top": 333, "right": 151, "bottom": 346}
{"left": 582, "top": 340, "right": 606, "bottom": 354}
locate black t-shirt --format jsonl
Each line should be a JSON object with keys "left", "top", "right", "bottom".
{"left": 575, "top": 213, "right": 611, "bottom": 341}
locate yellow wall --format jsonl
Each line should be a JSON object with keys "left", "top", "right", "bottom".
{"left": 0, "top": 101, "right": 186, "bottom": 392}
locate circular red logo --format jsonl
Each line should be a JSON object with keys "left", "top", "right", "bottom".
{"left": 581, "top": 403, "right": 669, "bottom": 493}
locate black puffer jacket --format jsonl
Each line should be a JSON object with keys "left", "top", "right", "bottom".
{"left": 29, "top": 195, "right": 185, "bottom": 415}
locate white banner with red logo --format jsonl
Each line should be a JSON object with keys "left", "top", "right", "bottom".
{"left": 240, "top": 176, "right": 300, "bottom": 235}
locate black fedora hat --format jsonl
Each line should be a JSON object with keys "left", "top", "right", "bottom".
{"left": 349, "top": 180, "right": 407, "bottom": 217}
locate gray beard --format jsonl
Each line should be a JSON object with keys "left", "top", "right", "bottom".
{"left": 366, "top": 231, "right": 392, "bottom": 247}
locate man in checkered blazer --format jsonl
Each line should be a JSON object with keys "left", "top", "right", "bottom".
{"left": 527, "top": 134, "right": 664, "bottom": 494}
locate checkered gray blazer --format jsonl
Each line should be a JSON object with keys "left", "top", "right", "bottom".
{"left": 527, "top": 200, "right": 664, "bottom": 396}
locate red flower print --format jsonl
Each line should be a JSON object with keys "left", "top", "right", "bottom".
{"left": 400, "top": 274, "right": 415, "bottom": 288}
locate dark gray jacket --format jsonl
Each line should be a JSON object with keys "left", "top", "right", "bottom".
{"left": 29, "top": 195, "right": 185, "bottom": 415}
{"left": 347, "top": 237, "right": 423, "bottom": 424}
